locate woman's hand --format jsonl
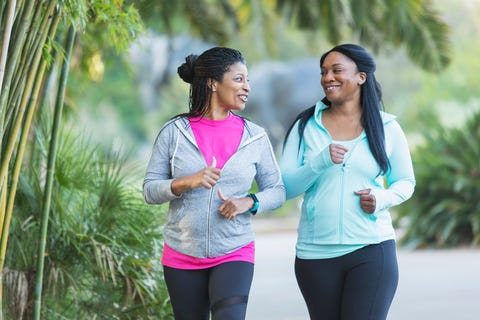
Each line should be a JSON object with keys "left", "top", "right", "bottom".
{"left": 217, "top": 189, "right": 253, "bottom": 220}
{"left": 196, "top": 157, "right": 221, "bottom": 189}
{"left": 171, "top": 157, "right": 221, "bottom": 195}
{"left": 354, "top": 189, "right": 376, "bottom": 214}
{"left": 330, "top": 144, "right": 349, "bottom": 164}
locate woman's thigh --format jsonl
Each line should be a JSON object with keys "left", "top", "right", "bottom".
{"left": 342, "top": 240, "right": 399, "bottom": 320}
{"left": 209, "top": 261, "right": 254, "bottom": 320}
{"left": 295, "top": 256, "right": 344, "bottom": 319}
{"left": 163, "top": 266, "right": 210, "bottom": 320}
{"left": 295, "top": 240, "right": 398, "bottom": 320}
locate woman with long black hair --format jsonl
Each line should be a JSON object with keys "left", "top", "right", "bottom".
{"left": 280, "top": 44, "right": 415, "bottom": 320}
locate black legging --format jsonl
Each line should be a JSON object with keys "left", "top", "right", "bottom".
{"left": 295, "top": 240, "right": 398, "bottom": 320}
{"left": 163, "top": 261, "right": 254, "bottom": 320}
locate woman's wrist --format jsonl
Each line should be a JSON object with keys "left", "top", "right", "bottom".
{"left": 246, "top": 193, "right": 259, "bottom": 214}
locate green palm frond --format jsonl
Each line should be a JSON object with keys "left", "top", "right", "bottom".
{"left": 185, "top": 0, "right": 239, "bottom": 44}
{"left": 403, "top": 5, "right": 451, "bottom": 73}
{"left": 274, "top": 0, "right": 451, "bottom": 72}
{"left": 125, "top": 0, "right": 451, "bottom": 72}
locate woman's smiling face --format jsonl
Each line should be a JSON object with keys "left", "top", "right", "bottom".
{"left": 320, "top": 51, "right": 365, "bottom": 105}
{"left": 212, "top": 62, "right": 250, "bottom": 112}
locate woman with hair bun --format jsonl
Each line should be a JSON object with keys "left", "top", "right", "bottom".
{"left": 280, "top": 44, "right": 415, "bottom": 320}
{"left": 143, "top": 47, "right": 285, "bottom": 320}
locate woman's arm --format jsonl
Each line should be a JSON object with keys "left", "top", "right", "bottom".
{"left": 370, "top": 120, "right": 416, "bottom": 213}
{"left": 279, "top": 121, "right": 333, "bottom": 199}
{"left": 143, "top": 126, "right": 222, "bottom": 204}
{"left": 253, "top": 133, "right": 286, "bottom": 212}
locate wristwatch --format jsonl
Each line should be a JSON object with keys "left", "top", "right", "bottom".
{"left": 246, "top": 193, "right": 259, "bottom": 215}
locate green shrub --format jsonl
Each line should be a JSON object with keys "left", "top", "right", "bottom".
{"left": 395, "top": 110, "right": 480, "bottom": 248}
{"left": 7, "top": 118, "right": 173, "bottom": 319}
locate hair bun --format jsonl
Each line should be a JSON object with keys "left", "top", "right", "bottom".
{"left": 177, "top": 54, "right": 198, "bottom": 84}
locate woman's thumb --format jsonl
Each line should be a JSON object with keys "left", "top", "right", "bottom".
{"left": 210, "top": 156, "right": 217, "bottom": 168}
{"left": 217, "top": 188, "right": 227, "bottom": 201}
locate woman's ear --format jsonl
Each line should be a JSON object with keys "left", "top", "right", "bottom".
{"left": 358, "top": 72, "right": 367, "bottom": 86}
{"left": 208, "top": 78, "right": 217, "bottom": 92}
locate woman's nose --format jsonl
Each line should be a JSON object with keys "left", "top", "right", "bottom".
{"left": 322, "top": 70, "right": 334, "bottom": 82}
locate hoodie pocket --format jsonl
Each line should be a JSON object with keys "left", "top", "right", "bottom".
{"left": 234, "top": 211, "right": 252, "bottom": 228}
{"left": 166, "top": 202, "right": 187, "bottom": 230}
{"left": 305, "top": 198, "right": 338, "bottom": 242}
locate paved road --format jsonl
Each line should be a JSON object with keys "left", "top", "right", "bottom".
{"left": 246, "top": 225, "right": 480, "bottom": 320}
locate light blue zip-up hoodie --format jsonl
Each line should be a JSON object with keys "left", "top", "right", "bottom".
{"left": 280, "top": 102, "right": 415, "bottom": 251}
{"left": 143, "top": 116, "right": 285, "bottom": 258}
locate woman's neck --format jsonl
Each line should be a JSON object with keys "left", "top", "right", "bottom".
{"left": 327, "top": 100, "right": 362, "bottom": 117}
{"left": 203, "top": 107, "right": 230, "bottom": 120}
{"left": 323, "top": 103, "right": 363, "bottom": 140}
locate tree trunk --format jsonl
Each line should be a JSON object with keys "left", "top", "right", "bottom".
{"left": 33, "top": 23, "right": 76, "bottom": 320}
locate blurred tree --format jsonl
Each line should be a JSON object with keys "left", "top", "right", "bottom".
{"left": 0, "top": 0, "right": 149, "bottom": 318}
{"left": 129, "top": 0, "right": 451, "bottom": 72}
{"left": 275, "top": 0, "right": 451, "bottom": 72}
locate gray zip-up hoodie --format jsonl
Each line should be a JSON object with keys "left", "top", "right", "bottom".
{"left": 143, "top": 116, "right": 286, "bottom": 258}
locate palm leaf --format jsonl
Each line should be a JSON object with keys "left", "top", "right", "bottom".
{"left": 274, "top": 0, "right": 451, "bottom": 72}
{"left": 404, "top": 5, "right": 451, "bottom": 72}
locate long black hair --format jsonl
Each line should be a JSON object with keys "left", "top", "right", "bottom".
{"left": 175, "top": 47, "right": 246, "bottom": 119}
{"left": 283, "top": 44, "right": 390, "bottom": 175}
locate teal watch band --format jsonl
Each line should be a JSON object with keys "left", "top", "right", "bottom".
{"left": 247, "top": 193, "right": 259, "bottom": 215}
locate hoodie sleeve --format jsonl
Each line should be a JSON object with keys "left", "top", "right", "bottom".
{"left": 254, "top": 133, "right": 286, "bottom": 213}
{"left": 143, "top": 123, "right": 181, "bottom": 204}
{"left": 370, "top": 120, "right": 416, "bottom": 213}
{"left": 279, "top": 121, "right": 334, "bottom": 199}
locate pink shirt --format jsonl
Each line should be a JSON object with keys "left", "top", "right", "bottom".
{"left": 162, "top": 242, "right": 255, "bottom": 269}
{"left": 162, "top": 113, "right": 255, "bottom": 269}
{"left": 189, "top": 113, "right": 244, "bottom": 168}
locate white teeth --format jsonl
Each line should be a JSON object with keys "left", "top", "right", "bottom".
{"left": 239, "top": 95, "right": 248, "bottom": 102}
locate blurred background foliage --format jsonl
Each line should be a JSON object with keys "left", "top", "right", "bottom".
{"left": 1, "top": 0, "right": 479, "bottom": 318}
{"left": 395, "top": 110, "right": 480, "bottom": 249}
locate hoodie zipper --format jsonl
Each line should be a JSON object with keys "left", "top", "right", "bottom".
{"left": 176, "top": 119, "right": 214, "bottom": 257}
{"left": 339, "top": 164, "right": 346, "bottom": 243}
{"left": 206, "top": 187, "right": 215, "bottom": 257}
{"left": 337, "top": 135, "right": 362, "bottom": 244}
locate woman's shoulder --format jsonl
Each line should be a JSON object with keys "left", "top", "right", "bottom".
{"left": 380, "top": 111, "right": 398, "bottom": 125}
{"left": 239, "top": 115, "right": 266, "bottom": 134}
{"left": 380, "top": 112, "right": 407, "bottom": 137}
{"left": 156, "top": 116, "right": 189, "bottom": 138}
{"left": 162, "top": 116, "right": 188, "bottom": 129}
